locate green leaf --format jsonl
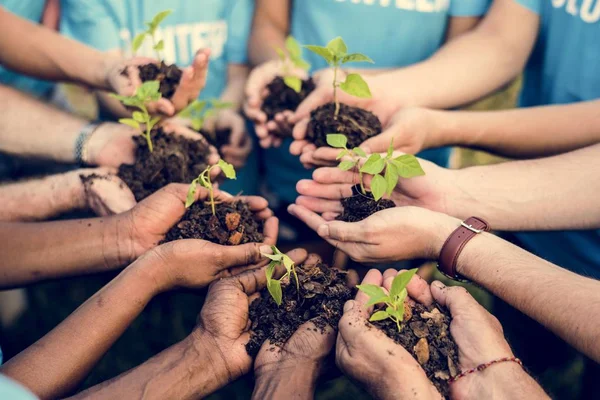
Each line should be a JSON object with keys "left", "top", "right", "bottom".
{"left": 339, "top": 160, "right": 357, "bottom": 171}
{"left": 390, "top": 155, "right": 426, "bottom": 178}
{"left": 191, "top": 119, "right": 203, "bottom": 131}
{"left": 147, "top": 116, "right": 161, "bottom": 130}
{"left": 265, "top": 262, "right": 276, "bottom": 282}
{"left": 275, "top": 47, "right": 286, "bottom": 61}
{"left": 336, "top": 149, "right": 349, "bottom": 160}
{"left": 284, "top": 76, "right": 302, "bottom": 93}
{"left": 341, "top": 53, "right": 374, "bottom": 64}
{"left": 263, "top": 254, "right": 283, "bottom": 262}
{"left": 304, "top": 45, "right": 333, "bottom": 64}
{"left": 267, "top": 279, "right": 283, "bottom": 306}
{"left": 370, "top": 310, "right": 390, "bottom": 322}
{"left": 118, "top": 118, "right": 140, "bottom": 130}
{"left": 352, "top": 147, "right": 367, "bottom": 157}
{"left": 326, "top": 36, "right": 347, "bottom": 57}
{"left": 387, "top": 139, "right": 394, "bottom": 159}
{"left": 285, "top": 35, "right": 302, "bottom": 59}
{"left": 137, "top": 80, "right": 160, "bottom": 99}
{"left": 356, "top": 284, "right": 387, "bottom": 299}
{"left": 387, "top": 307, "right": 405, "bottom": 322}
{"left": 132, "top": 111, "right": 146, "bottom": 123}
{"left": 132, "top": 33, "right": 147, "bottom": 53}
{"left": 340, "top": 74, "right": 372, "bottom": 98}
{"left": 154, "top": 39, "right": 164, "bottom": 51}
{"left": 217, "top": 159, "right": 237, "bottom": 179}
{"left": 210, "top": 99, "right": 233, "bottom": 109}
{"left": 390, "top": 268, "right": 418, "bottom": 298}
{"left": 365, "top": 294, "right": 391, "bottom": 307}
{"left": 326, "top": 134, "right": 347, "bottom": 148}
{"left": 292, "top": 58, "right": 311, "bottom": 71}
{"left": 384, "top": 165, "right": 399, "bottom": 196}
{"left": 359, "top": 154, "right": 385, "bottom": 175}
{"left": 370, "top": 174, "right": 387, "bottom": 201}
{"left": 282, "top": 254, "right": 295, "bottom": 272}
{"left": 150, "top": 9, "right": 173, "bottom": 30}
{"left": 394, "top": 288, "right": 408, "bottom": 307}
{"left": 185, "top": 179, "right": 198, "bottom": 208}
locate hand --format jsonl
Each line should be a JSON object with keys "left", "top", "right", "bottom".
{"left": 243, "top": 60, "right": 308, "bottom": 149}
{"left": 191, "top": 249, "right": 309, "bottom": 394}
{"left": 253, "top": 253, "right": 337, "bottom": 399}
{"left": 215, "top": 109, "right": 252, "bottom": 169}
{"left": 76, "top": 168, "right": 136, "bottom": 216}
{"left": 122, "top": 183, "right": 278, "bottom": 259}
{"left": 104, "top": 49, "right": 211, "bottom": 116}
{"left": 160, "top": 120, "right": 221, "bottom": 166}
{"left": 337, "top": 269, "right": 442, "bottom": 400}
{"left": 288, "top": 204, "right": 458, "bottom": 264}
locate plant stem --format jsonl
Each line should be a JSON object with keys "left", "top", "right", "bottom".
{"left": 359, "top": 171, "right": 366, "bottom": 195}
{"left": 145, "top": 129, "right": 154, "bottom": 152}
{"left": 207, "top": 170, "right": 216, "bottom": 216}
{"left": 333, "top": 65, "right": 340, "bottom": 120}
{"left": 151, "top": 34, "right": 162, "bottom": 61}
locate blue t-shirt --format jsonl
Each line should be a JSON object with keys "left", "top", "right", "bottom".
{"left": 265, "top": 0, "right": 490, "bottom": 204}
{"left": 512, "top": 0, "right": 600, "bottom": 278}
{"left": 0, "top": 1, "right": 54, "bottom": 97}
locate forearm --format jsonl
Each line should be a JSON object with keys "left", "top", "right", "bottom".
{"left": 431, "top": 100, "right": 600, "bottom": 158}
{"left": 0, "top": 9, "right": 111, "bottom": 89}
{"left": 445, "top": 144, "right": 600, "bottom": 230}
{"left": 221, "top": 65, "right": 250, "bottom": 109}
{"left": 0, "top": 171, "right": 87, "bottom": 221}
{"left": 252, "top": 365, "right": 318, "bottom": 400}
{"left": 67, "top": 333, "right": 229, "bottom": 400}
{"left": 0, "top": 85, "right": 86, "bottom": 162}
{"left": 0, "top": 263, "right": 160, "bottom": 399}
{"left": 248, "top": 0, "right": 288, "bottom": 65}
{"left": 0, "top": 215, "right": 134, "bottom": 288}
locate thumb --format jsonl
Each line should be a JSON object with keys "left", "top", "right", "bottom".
{"left": 318, "top": 220, "right": 366, "bottom": 243}
{"left": 338, "top": 300, "right": 370, "bottom": 338}
{"left": 431, "top": 281, "right": 477, "bottom": 317}
{"left": 360, "top": 129, "right": 394, "bottom": 154}
{"left": 292, "top": 86, "right": 331, "bottom": 123}
{"left": 215, "top": 242, "right": 271, "bottom": 271}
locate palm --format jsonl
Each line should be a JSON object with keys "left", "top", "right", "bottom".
{"left": 96, "top": 133, "right": 137, "bottom": 168}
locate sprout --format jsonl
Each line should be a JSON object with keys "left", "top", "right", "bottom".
{"left": 186, "top": 160, "right": 237, "bottom": 215}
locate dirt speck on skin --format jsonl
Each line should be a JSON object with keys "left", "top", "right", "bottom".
{"left": 261, "top": 77, "right": 316, "bottom": 123}
{"left": 373, "top": 303, "right": 459, "bottom": 397}
{"left": 246, "top": 262, "right": 353, "bottom": 357}
{"left": 337, "top": 185, "right": 395, "bottom": 222}
{"left": 138, "top": 62, "right": 182, "bottom": 99}
{"left": 162, "top": 200, "right": 264, "bottom": 246}
{"left": 307, "top": 102, "right": 382, "bottom": 148}
{"left": 118, "top": 128, "right": 211, "bottom": 201}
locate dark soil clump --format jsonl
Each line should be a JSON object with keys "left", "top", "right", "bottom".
{"left": 118, "top": 128, "right": 211, "bottom": 201}
{"left": 138, "top": 62, "right": 182, "bottom": 98}
{"left": 373, "top": 303, "right": 459, "bottom": 397}
{"left": 307, "top": 102, "right": 382, "bottom": 148}
{"left": 163, "top": 200, "right": 264, "bottom": 246}
{"left": 246, "top": 262, "right": 353, "bottom": 357}
{"left": 261, "top": 77, "right": 315, "bottom": 121}
{"left": 337, "top": 185, "right": 395, "bottom": 222}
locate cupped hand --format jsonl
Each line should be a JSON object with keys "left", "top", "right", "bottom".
{"left": 215, "top": 109, "right": 252, "bottom": 168}
{"left": 191, "top": 249, "right": 309, "bottom": 392}
{"left": 77, "top": 168, "right": 136, "bottom": 216}
{"left": 160, "top": 120, "right": 221, "bottom": 166}
{"left": 337, "top": 269, "right": 442, "bottom": 400}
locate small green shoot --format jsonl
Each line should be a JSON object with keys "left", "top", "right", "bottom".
{"left": 327, "top": 133, "right": 425, "bottom": 201}
{"left": 357, "top": 268, "right": 418, "bottom": 332}
{"left": 262, "top": 246, "right": 299, "bottom": 306}
{"left": 275, "top": 36, "right": 311, "bottom": 93}
{"left": 110, "top": 80, "right": 162, "bottom": 152}
{"left": 185, "top": 160, "right": 236, "bottom": 215}
{"left": 304, "top": 37, "right": 373, "bottom": 118}
{"left": 177, "top": 99, "right": 234, "bottom": 143}
{"left": 132, "top": 9, "right": 173, "bottom": 60}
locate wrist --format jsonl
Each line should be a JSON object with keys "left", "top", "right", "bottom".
{"left": 426, "top": 109, "right": 457, "bottom": 148}
{"left": 422, "top": 211, "right": 462, "bottom": 260}
{"left": 453, "top": 361, "right": 531, "bottom": 400}
{"left": 253, "top": 361, "right": 319, "bottom": 400}
{"left": 54, "top": 171, "right": 89, "bottom": 212}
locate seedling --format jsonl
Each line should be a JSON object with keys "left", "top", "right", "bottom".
{"left": 185, "top": 160, "right": 236, "bottom": 215}
{"left": 274, "top": 36, "right": 311, "bottom": 93}
{"left": 132, "top": 9, "right": 173, "bottom": 60}
{"left": 327, "top": 133, "right": 425, "bottom": 201}
{"left": 262, "top": 246, "right": 299, "bottom": 306}
{"left": 304, "top": 37, "right": 373, "bottom": 119}
{"left": 357, "top": 268, "right": 418, "bottom": 332}
{"left": 110, "top": 80, "right": 162, "bottom": 152}
{"left": 177, "top": 99, "right": 234, "bottom": 141}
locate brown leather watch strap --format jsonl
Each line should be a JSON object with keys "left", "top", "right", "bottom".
{"left": 438, "top": 217, "right": 490, "bottom": 281}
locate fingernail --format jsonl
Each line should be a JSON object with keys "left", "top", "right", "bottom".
{"left": 343, "top": 300, "right": 355, "bottom": 312}
{"left": 432, "top": 281, "right": 446, "bottom": 290}
{"left": 259, "top": 245, "right": 272, "bottom": 255}
{"left": 287, "top": 204, "right": 296, "bottom": 215}
{"left": 317, "top": 224, "right": 329, "bottom": 238}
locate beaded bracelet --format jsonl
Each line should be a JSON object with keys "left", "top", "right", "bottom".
{"left": 449, "top": 357, "right": 523, "bottom": 383}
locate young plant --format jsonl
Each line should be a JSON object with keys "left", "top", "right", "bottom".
{"left": 185, "top": 159, "right": 236, "bottom": 215}
{"left": 304, "top": 37, "right": 373, "bottom": 119}
{"left": 357, "top": 268, "right": 418, "bottom": 332}
{"left": 177, "top": 99, "right": 234, "bottom": 140}
{"left": 327, "top": 133, "right": 425, "bottom": 201}
{"left": 132, "top": 9, "right": 173, "bottom": 60}
{"left": 110, "top": 80, "right": 162, "bottom": 152}
{"left": 274, "top": 35, "right": 311, "bottom": 93}
{"left": 262, "top": 246, "right": 299, "bottom": 306}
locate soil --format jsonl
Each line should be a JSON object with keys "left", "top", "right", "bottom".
{"left": 337, "top": 185, "right": 395, "bottom": 222}
{"left": 246, "top": 262, "right": 353, "bottom": 357}
{"left": 162, "top": 200, "right": 264, "bottom": 246}
{"left": 200, "top": 128, "right": 232, "bottom": 153}
{"left": 261, "top": 76, "right": 316, "bottom": 121}
{"left": 118, "top": 128, "right": 211, "bottom": 201}
{"left": 307, "top": 102, "right": 382, "bottom": 148}
{"left": 138, "top": 61, "right": 182, "bottom": 99}
{"left": 372, "top": 302, "right": 459, "bottom": 398}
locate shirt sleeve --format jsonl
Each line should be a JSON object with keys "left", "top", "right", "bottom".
{"left": 224, "top": 0, "right": 254, "bottom": 64}
{"left": 449, "top": 0, "right": 492, "bottom": 17}
{"left": 60, "top": 0, "right": 122, "bottom": 52}
{"left": 512, "top": 0, "right": 542, "bottom": 14}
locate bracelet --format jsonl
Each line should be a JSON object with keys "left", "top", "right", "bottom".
{"left": 449, "top": 357, "right": 523, "bottom": 383}
{"left": 74, "top": 122, "right": 101, "bottom": 165}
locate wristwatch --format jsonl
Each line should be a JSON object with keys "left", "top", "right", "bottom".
{"left": 74, "top": 122, "right": 101, "bottom": 165}
{"left": 438, "top": 217, "right": 490, "bottom": 281}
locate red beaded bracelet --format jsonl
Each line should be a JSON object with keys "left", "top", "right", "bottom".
{"left": 449, "top": 357, "right": 523, "bottom": 383}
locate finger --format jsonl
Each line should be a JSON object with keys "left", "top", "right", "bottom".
{"left": 243, "top": 102, "right": 267, "bottom": 124}
{"left": 360, "top": 130, "right": 394, "bottom": 155}
{"left": 322, "top": 212, "right": 340, "bottom": 221}
{"left": 287, "top": 204, "right": 327, "bottom": 233}
{"left": 407, "top": 273, "right": 434, "bottom": 306}
{"left": 431, "top": 281, "right": 477, "bottom": 316}
{"left": 229, "top": 118, "right": 246, "bottom": 147}
{"left": 313, "top": 168, "right": 360, "bottom": 185}
{"left": 255, "top": 124, "right": 269, "bottom": 140}
{"left": 261, "top": 216, "right": 279, "bottom": 246}
{"left": 213, "top": 242, "right": 270, "bottom": 272}
{"left": 346, "top": 269, "right": 360, "bottom": 288}
{"left": 317, "top": 219, "right": 368, "bottom": 243}
{"left": 295, "top": 195, "right": 344, "bottom": 214}
{"left": 238, "top": 196, "right": 269, "bottom": 212}
{"left": 266, "top": 120, "right": 279, "bottom": 133}
{"left": 292, "top": 88, "right": 330, "bottom": 123}
{"left": 355, "top": 269, "right": 384, "bottom": 308}
{"left": 292, "top": 118, "right": 310, "bottom": 141}
{"left": 382, "top": 269, "right": 399, "bottom": 291}
{"left": 312, "top": 147, "right": 344, "bottom": 164}
{"left": 303, "top": 253, "right": 322, "bottom": 267}
{"left": 296, "top": 179, "right": 353, "bottom": 200}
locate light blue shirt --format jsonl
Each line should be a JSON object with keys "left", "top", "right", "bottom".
{"left": 265, "top": 0, "right": 490, "bottom": 204}
{"left": 0, "top": 374, "right": 38, "bottom": 400}
{"left": 512, "top": 0, "right": 600, "bottom": 278}
{"left": 0, "top": 1, "right": 54, "bottom": 97}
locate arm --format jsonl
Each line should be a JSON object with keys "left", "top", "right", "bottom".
{"left": 445, "top": 17, "right": 481, "bottom": 41}
{"left": 221, "top": 64, "right": 250, "bottom": 109}
{"left": 247, "top": 0, "right": 289, "bottom": 66}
